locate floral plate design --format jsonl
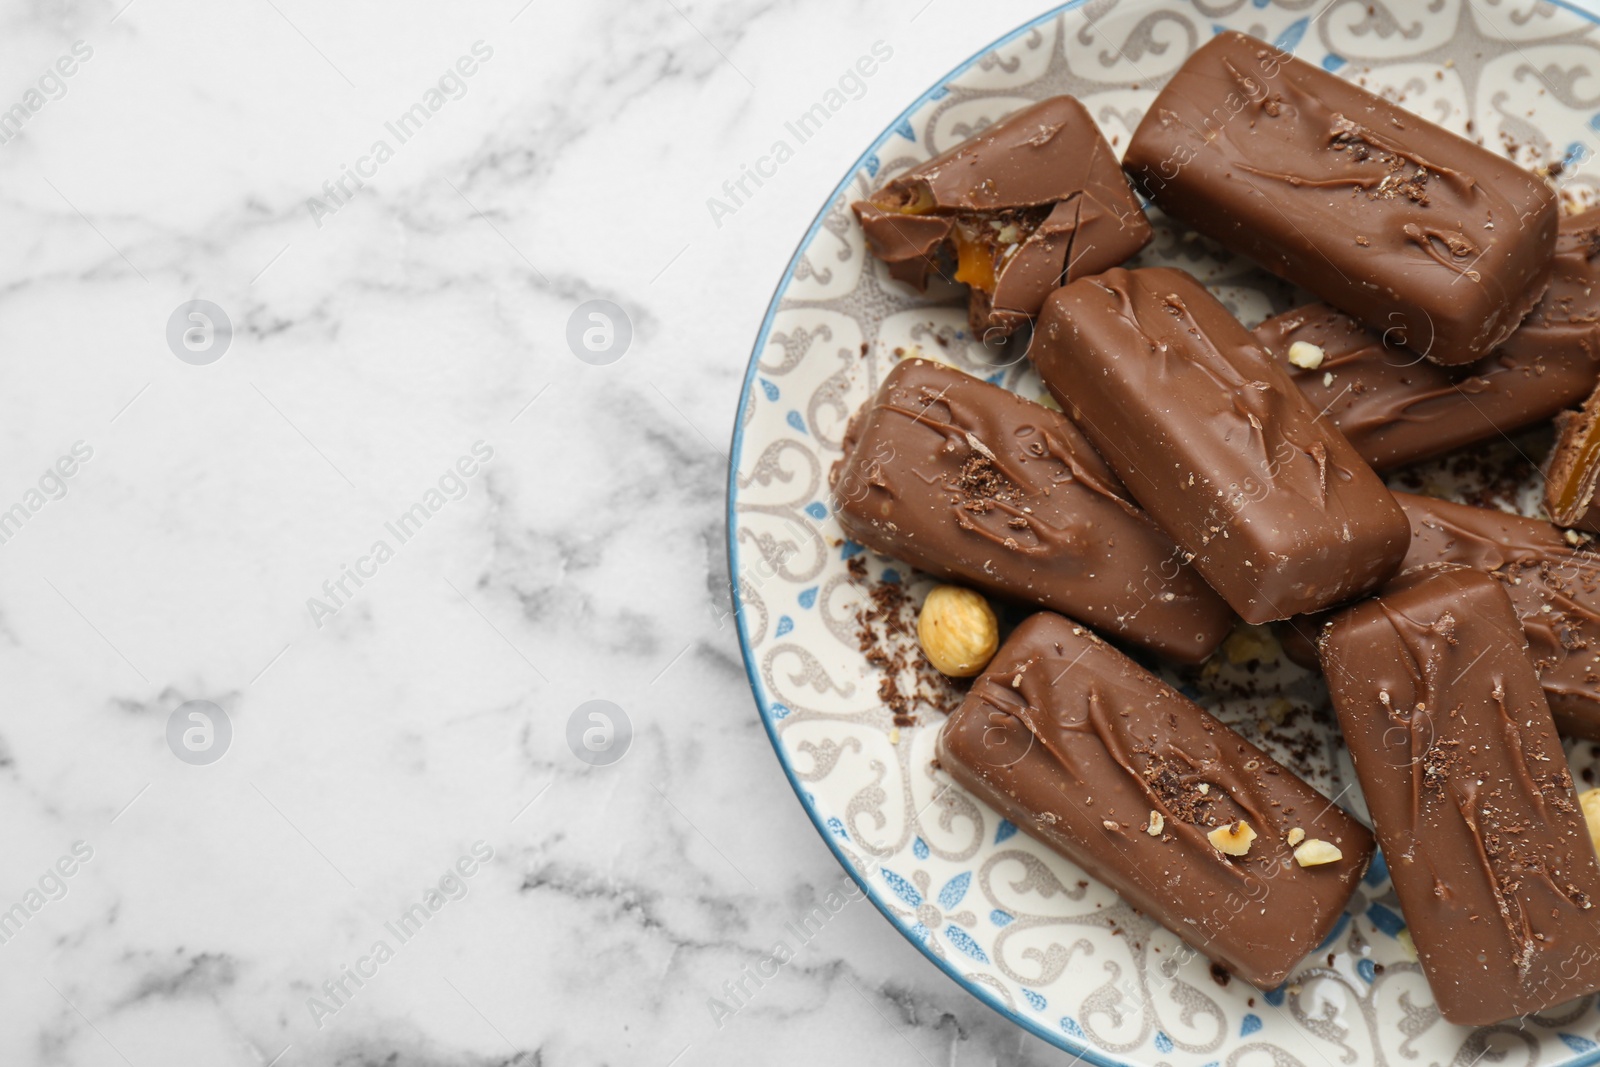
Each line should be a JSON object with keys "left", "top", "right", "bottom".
{"left": 728, "top": 2, "right": 1600, "bottom": 1064}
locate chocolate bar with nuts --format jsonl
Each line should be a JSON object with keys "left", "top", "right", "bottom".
{"left": 937, "top": 611, "right": 1374, "bottom": 990}
{"left": 1254, "top": 209, "right": 1600, "bottom": 470}
{"left": 853, "top": 95, "right": 1151, "bottom": 339}
{"left": 831, "top": 359, "right": 1233, "bottom": 664}
{"left": 1126, "top": 31, "right": 1558, "bottom": 366}
{"left": 1031, "top": 266, "right": 1409, "bottom": 624}
{"left": 1279, "top": 492, "right": 1600, "bottom": 742}
{"left": 1319, "top": 567, "right": 1600, "bottom": 1024}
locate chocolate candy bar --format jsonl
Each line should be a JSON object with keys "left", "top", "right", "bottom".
{"left": 1126, "top": 31, "right": 1558, "bottom": 366}
{"left": 1544, "top": 379, "right": 1600, "bottom": 531}
{"left": 1319, "top": 568, "right": 1600, "bottom": 1024}
{"left": 1393, "top": 493, "right": 1600, "bottom": 741}
{"left": 831, "top": 359, "right": 1232, "bottom": 663}
{"left": 1255, "top": 209, "right": 1600, "bottom": 470}
{"left": 1031, "top": 266, "right": 1409, "bottom": 624}
{"left": 854, "top": 96, "right": 1151, "bottom": 339}
{"left": 937, "top": 611, "right": 1374, "bottom": 990}
{"left": 1279, "top": 492, "right": 1600, "bottom": 741}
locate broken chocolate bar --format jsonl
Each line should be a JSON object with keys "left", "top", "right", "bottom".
{"left": 1031, "top": 266, "right": 1409, "bottom": 624}
{"left": 1126, "top": 31, "right": 1558, "bottom": 366}
{"left": 1319, "top": 568, "right": 1600, "bottom": 1024}
{"left": 1545, "top": 379, "right": 1600, "bottom": 532}
{"left": 831, "top": 358, "right": 1233, "bottom": 664}
{"left": 937, "top": 611, "right": 1374, "bottom": 990}
{"left": 1280, "top": 492, "right": 1600, "bottom": 742}
{"left": 1255, "top": 209, "right": 1600, "bottom": 470}
{"left": 854, "top": 95, "right": 1151, "bottom": 338}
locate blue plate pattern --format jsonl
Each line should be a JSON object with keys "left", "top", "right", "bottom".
{"left": 728, "top": 2, "right": 1600, "bottom": 1064}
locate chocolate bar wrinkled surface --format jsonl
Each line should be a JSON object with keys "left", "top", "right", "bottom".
{"left": 1319, "top": 568, "right": 1600, "bottom": 1024}
{"left": 831, "top": 359, "right": 1233, "bottom": 663}
{"left": 1126, "top": 31, "right": 1558, "bottom": 365}
{"left": 1396, "top": 493, "right": 1600, "bottom": 740}
{"left": 853, "top": 96, "right": 1151, "bottom": 338}
{"left": 1279, "top": 493, "right": 1600, "bottom": 740}
{"left": 1032, "top": 266, "right": 1409, "bottom": 624}
{"left": 1255, "top": 210, "right": 1600, "bottom": 470}
{"left": 937, "top": 612, "right": 1374, "bottom": 990}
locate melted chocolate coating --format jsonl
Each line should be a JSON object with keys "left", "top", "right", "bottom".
{"left": 1031, "top": 266, "right": 1409, "bottom": 624}
{"left": 1319, "top": 568, "right": 1600, "bottom": 1024}
{"left": 1126, "top": 32, "right": 1558, "bottom": 366}
{"left": 937, "top": 612, "right": 1374, "bottom": 990}
{"left": 830, "top": 359, "right": 1233, "bottom": 663}
{"left": 1255, "top": 210, "right": 1600, "bottom": 470}
{"left": 1278, "top": 493, "right": 1600, "bottom": 741}
{"left": 854, "top": 96, "right": 1151, "bottom": 337}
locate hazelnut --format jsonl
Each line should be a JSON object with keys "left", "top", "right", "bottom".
{"left": 1293, "top": 839, "right": 1344, "bottom": 867}
{"left": 1287, "top": 341, "right": 1326, "bottom": 370}
{"left": 1208, "top": 819, "right": 1257, "bottom": 857}
{"left": 1147, "top": 811, "right": 1165, "bottom": 837}
{"left": 1581, "top": 787, "right": 1600, "bottom": 859}
{"left": 917, "top": 585, "right": 999, "bottom": 677}
{"left": 1287, "top": 827, "right": 1306, "bottom": 846}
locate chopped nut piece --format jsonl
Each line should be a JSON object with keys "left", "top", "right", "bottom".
{"left": 1287, "top": 827, "right": 1306, "bottom": 846}
{"left": 1293, "top": 839, "right": 1344, "bottom": 866}
{"left": 1208, "top": 819, "right": 1257, "bottom": 856}
{"left": 1197, "top": 783, "right": 1210, "bottom": 795}
{"left": 917, "top": 585, "right": 1000, "bottom": 677}
{"left": 1287, "top": 340, "right": 1326, "bottom": 370}
{"left": 888, "top": 727, "right": 900, "bottom": 745}
{"left": 1582, "top": 788, "right": 1600, "bottom": 859}
{"left": 1147, "top": 811, "right": 1165, "bottom": 837}
{"left": 1396, "top": 930, "right": 1418, "bottom": 961}
{"left": 1102, "top": 819, "right": 1119, "bottom": 832}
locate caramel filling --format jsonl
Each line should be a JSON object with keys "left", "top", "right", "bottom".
{"left": 1554, "top": 417, "right": 1600, "bottom": 518}
{"left": 870, "top": 181, "right": 1046, "bottom": 295}
{"left": 953, "top": 224, "right": 1000, "bottom": 291}
{"left": 950, "top": 209, "right": 1048, "bottom": 293}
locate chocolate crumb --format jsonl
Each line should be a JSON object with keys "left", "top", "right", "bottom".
{"left": 852, "top": 566, "right": 963, "bottom": 726}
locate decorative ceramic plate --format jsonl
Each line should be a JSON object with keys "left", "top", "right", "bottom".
{"left": 728, "top": 2, "right": 1600, "bottom": 1064}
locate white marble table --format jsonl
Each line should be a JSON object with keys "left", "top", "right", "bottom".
{"left": 0, "top": 0, "right": 1087, "bottom": 1062}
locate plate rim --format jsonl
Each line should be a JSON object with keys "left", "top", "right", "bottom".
{"left": 723, "top": 1, "right": 1600, "bottom": 1062}
{"left": 723, "top": 5, "right": 1145, "bottom": 1059}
